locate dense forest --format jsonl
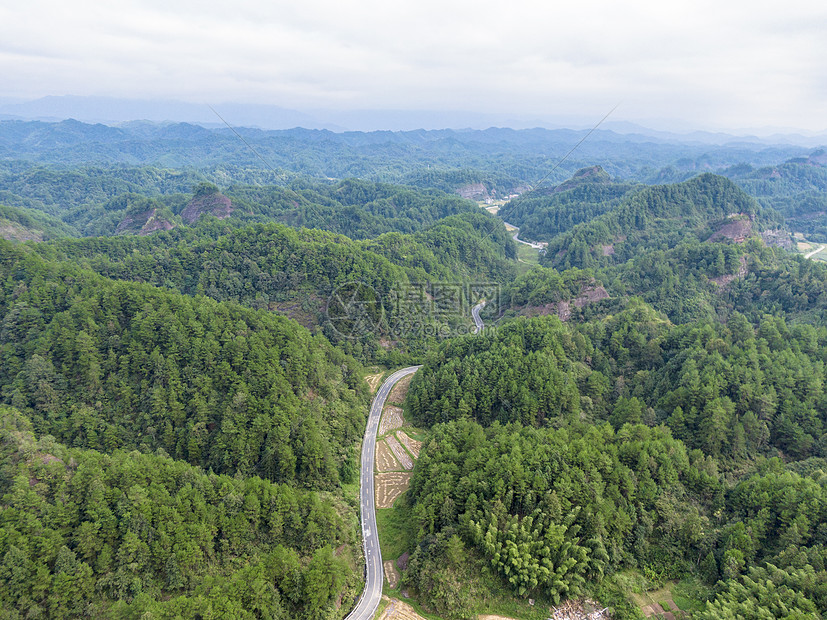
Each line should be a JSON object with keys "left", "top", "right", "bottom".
{"left": 0, "top": 240, "right": 370, "bottom": 487}
{"left": 540, "top": 174, "right": 784, "bottom": 271}
{"left": 2, "top": 118, "right": 827, "bottom": 618}
{"left": 28, "top": 208, "right": 514, "bottom": 361}
{"left": 0, "top": 406, "right": 357, "bottom": 619}
{"left": 0, "top": 166, "right": 485, "bottom": 238}
{"left": 404, "top": 306, "right": 827, "bottom": 618}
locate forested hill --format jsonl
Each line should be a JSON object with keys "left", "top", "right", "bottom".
{"left": 0, "top": 167, "right": 483, "bottom": 238}
{"left": 0, "top": 120, "right": 811, "bottom": 188}
{"left": 0, "top": 204, "right": 76, "bottom": 241}
{"left": 722, "top": 155, "right": 827, "bottom": 240}
{"left": 497, "top": 166, "right": 638, "bottom": 241}
{"left": 402, "top": 306, "right": 827, "bottom": 618}
{"left": 0, "top": 240, "right": 368, "bottom": 486}
{"left": 542, "top": 173, "right": 783, "bottom": 270}
{"left": 223, "top": 179, "right": 480, "bottom": 239}
{"left": 3, "top": 116, "right": 827, "bottom": 618}
{"left": 29, "top": 210, "right": 515, "bottom": 360}
{"left": 0, "top": 238, "right": 378, "bottom": 616}
{"left": 508, "top": 234, "right": 827, "bottom": 328}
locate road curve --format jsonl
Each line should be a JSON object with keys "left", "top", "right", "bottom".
{"left": 502, "top": 221, "right": 545, "bottom": 249}
{"left": 471, "top": 301, "right": 485, "bottom": 334}
{"left": 805, "top": 244, "right": 826, "bottom": 259}
{"left": 345, "top": 365, "right": 422, "bottom": 620}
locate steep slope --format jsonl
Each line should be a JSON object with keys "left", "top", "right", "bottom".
{"left": 30, "top": 213, "right": 515, "bottom": 361}
{"left": 400, "top": 304, "right": 827, "bottom": 617}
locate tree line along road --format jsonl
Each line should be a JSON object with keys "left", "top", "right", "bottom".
{"left": 347, "top": 303, "right": 488, "bottom": 619}
{"left": 345, "top": 366, "right": 421, "bottom": 620}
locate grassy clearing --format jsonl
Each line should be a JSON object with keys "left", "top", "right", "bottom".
{"left": 341, "top": 481, "right": 359, "bottom": 503}
{"left": 385, "top": 548, "right": 557, "bottom": 619}
{"left": 517, "top": 242, "right": 540, "bottom": 264}
{"left": 376, "top": 497, "right": 417, "bottom": 561}
{"left": 671, "top": 577, "right": 711, "bottom": 613}
{"left": 515, "top": 243, "right": 540, "bottom": 275}
{"left": 402, "top": 426, "right": 427, "bottom": 442}
{"left": 793, "top": 233, "right": 827, "bottom": 261}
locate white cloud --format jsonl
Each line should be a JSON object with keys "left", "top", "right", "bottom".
{"left": 1, "top": 0, "right": 825, "bottom": 130}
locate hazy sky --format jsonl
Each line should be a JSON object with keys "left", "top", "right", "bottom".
{"left": 2, "top": 0, "right": 825, "bottom": 131}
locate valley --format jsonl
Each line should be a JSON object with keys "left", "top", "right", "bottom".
{"left": 2, "top": 119, "right": 827, "bottom": 619}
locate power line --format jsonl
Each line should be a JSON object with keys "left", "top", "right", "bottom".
{"left": 531, "top": 103, "right": 620, "bottom": 191}
{"left": 206, "top": 104, "right": 283, "bottom": 177}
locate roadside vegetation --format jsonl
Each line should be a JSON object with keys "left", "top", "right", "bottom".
{"left": 3, "top": 120, "right": 827, "bottom": 618}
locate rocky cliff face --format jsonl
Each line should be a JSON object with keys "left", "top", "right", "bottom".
{"left": 456, "top": 183, "right": 492, "bottom": 202}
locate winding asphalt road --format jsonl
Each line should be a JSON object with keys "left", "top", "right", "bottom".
{"left": 502, "top": 221, "right": 545, "bottom": 249}
{"left": 345, "top": 365, "right": 421, "bottom": 620}
{"left": 471, "top": 301, "right": 486, "bottom": 334}
{"left": 347, "top": 310, "right": 488, "bottom": 618}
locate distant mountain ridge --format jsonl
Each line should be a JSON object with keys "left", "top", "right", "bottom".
{"left": 3, "top": 96, "right": 826, "bottom": 145}
{"left": 0, "top": 118, "right": 816, "bottom": 190}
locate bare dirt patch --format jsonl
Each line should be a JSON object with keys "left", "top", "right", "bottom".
{"left": 386, "top": 435, "right": 414, "bottom": 470}
{"left": 269, "top": 299, "right": 318, "bottom": 329}
{"left": 365, "top": 372, "right": 383, "bottom": 393}
{"left": 181, "top": 191, "right": 233, "bottom": 224}
{"left": 396, "top": 431, "right": 422, "bottom": 458}
{"left": 384, "top": 560, "right": 401, "bottom": 589}
{"left": 761, "top": 228, "right": 793, "bottom": 250}
{"left": 378, "top": 596, "right": 428, "bottom": 620}
{"left": 707, "top": 217, "right": 752, "bottom": 242}
{"left": 396, "top": 552, "right": 409, "bottom": 571}
{"left": 557, "top": 285, "right": 610, "bottom": 321}
{"left": 376, "top": 440, "right": 401, "bottom": 472}
{"left": 519, "top": 283, "right": 609, "bottom": 322}
{"left": 375, "top": 472, "right": 412, "bottom": 508}
{"left": 479, "top": 615, "right": 520, "bottom": 620}
{"left": 379, "top": 406, "right": 404, "bottom": 436}
{"left": 573, "top": 285, "right": 609, "bottom": 308}
{"left": 388, "top": 374, "right": 413, "bottom": 405}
